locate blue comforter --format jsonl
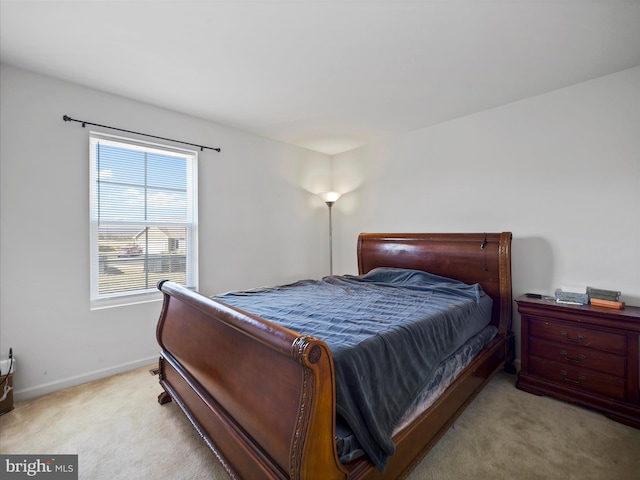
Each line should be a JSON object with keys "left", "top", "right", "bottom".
{"left": 213, "top": 267, "right": 492, "bottom": 471}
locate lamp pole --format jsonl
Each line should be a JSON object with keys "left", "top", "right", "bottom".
{"left": 326, "top": 200, "right": 335, "bottom": 275}
{"left": 318, "top": 192, "right": 342, "bottom": 276}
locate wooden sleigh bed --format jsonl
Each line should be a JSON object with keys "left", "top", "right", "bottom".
{"left": 156, "top": 232, "right": 514, "bottom": 480}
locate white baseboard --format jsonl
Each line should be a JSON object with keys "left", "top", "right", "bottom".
{"left": 13, "top": 355, "right": 158, "bottom": 402}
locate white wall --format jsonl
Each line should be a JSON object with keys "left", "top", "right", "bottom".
{"left": 0, "top": 64, "right": 332, "bottom": 400}
{"left": 2, "top": 64, "right": 638, "bottom": 399}
{"left": 332, "top": 67, "right": 640, "bottom": 359}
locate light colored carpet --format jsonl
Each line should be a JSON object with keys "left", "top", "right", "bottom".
{"left": 1, "top": 366, "right": 638, "bottom": 479}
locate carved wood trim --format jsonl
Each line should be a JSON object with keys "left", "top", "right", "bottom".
{"left": 290, "top": 335, "right": 320, "bottom": 480}
{"left": 292, "top": 335, "right": 322, "bottom": 365}
{"left": 498, "top": 232, "right": 513, "bottom": 336}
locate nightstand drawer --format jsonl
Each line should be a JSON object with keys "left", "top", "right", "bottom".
{"left": 529, "top": 318, "right": 625, "bottom": 355}
{"left": 529, "top": 339, "right": 625, "bottom": 377}
{"left": 529, "top": 357, "right": 626, "bottom": 400}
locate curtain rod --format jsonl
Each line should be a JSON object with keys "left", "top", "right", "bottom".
{"left": 62, "top": 115, "right": 221, "bottom": 152}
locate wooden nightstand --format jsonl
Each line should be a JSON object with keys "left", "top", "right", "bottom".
{"left": 516, "top": 295, "right": 640, "bottom": 428}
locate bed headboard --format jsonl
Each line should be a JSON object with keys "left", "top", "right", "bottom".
{"left": 357, "top": 232, "right": 513, "bottom": 334}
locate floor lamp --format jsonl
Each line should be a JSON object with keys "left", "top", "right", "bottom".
{"left": 318, "top": 192, "right": 341, "bottom": 275}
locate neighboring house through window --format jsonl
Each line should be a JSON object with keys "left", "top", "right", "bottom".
{"left": 89, "top": 132, "right": 198, "bottom": 308}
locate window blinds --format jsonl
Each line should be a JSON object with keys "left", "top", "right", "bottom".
{"left": 89, "top": 132, "right": 198, "bottom": 306}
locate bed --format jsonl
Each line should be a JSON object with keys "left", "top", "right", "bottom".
{"left": 156, "top": 232, "right": 514, "bottom": 480}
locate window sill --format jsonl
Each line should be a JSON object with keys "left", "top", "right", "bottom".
{"left": 90, "top": 290, "right": 163, "bottom": 310}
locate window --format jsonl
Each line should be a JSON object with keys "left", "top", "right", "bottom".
{"left": 90, "top": 132, "right": 198, "bottom": 308}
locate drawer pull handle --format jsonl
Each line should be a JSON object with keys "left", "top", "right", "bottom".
{"left": 560, "top": 370, "right": 586, "bottom": 384}
{"left": 560, "top": 350, "right": 586, "bottom": 363}
{"left": 560, "top": 331, "right": 586, "bottom": 343}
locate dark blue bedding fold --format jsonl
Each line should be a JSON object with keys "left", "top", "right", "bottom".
{"left": 335, "top": 324, "right": 498, "bottom": 464}
{"left": 213, "top": 267, "right": 492, "bottom": 471}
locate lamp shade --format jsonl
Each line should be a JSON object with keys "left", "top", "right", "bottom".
{"left": 318, "top": 191, "right": 342, "bottom": 204}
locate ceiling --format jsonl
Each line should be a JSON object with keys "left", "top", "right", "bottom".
{"left": 1, "top": 1, "right": 639, "bottom": 155}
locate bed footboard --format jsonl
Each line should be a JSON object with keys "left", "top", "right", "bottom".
{"left": 156, "top": 280, "right": 349, "bottom": 480}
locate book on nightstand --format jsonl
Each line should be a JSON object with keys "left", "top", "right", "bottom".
{"left": 587, "top": 287, "right": 621, "bottom": 302}
{"left": 590, "top": 297, "right": 625, "bottom": 309}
